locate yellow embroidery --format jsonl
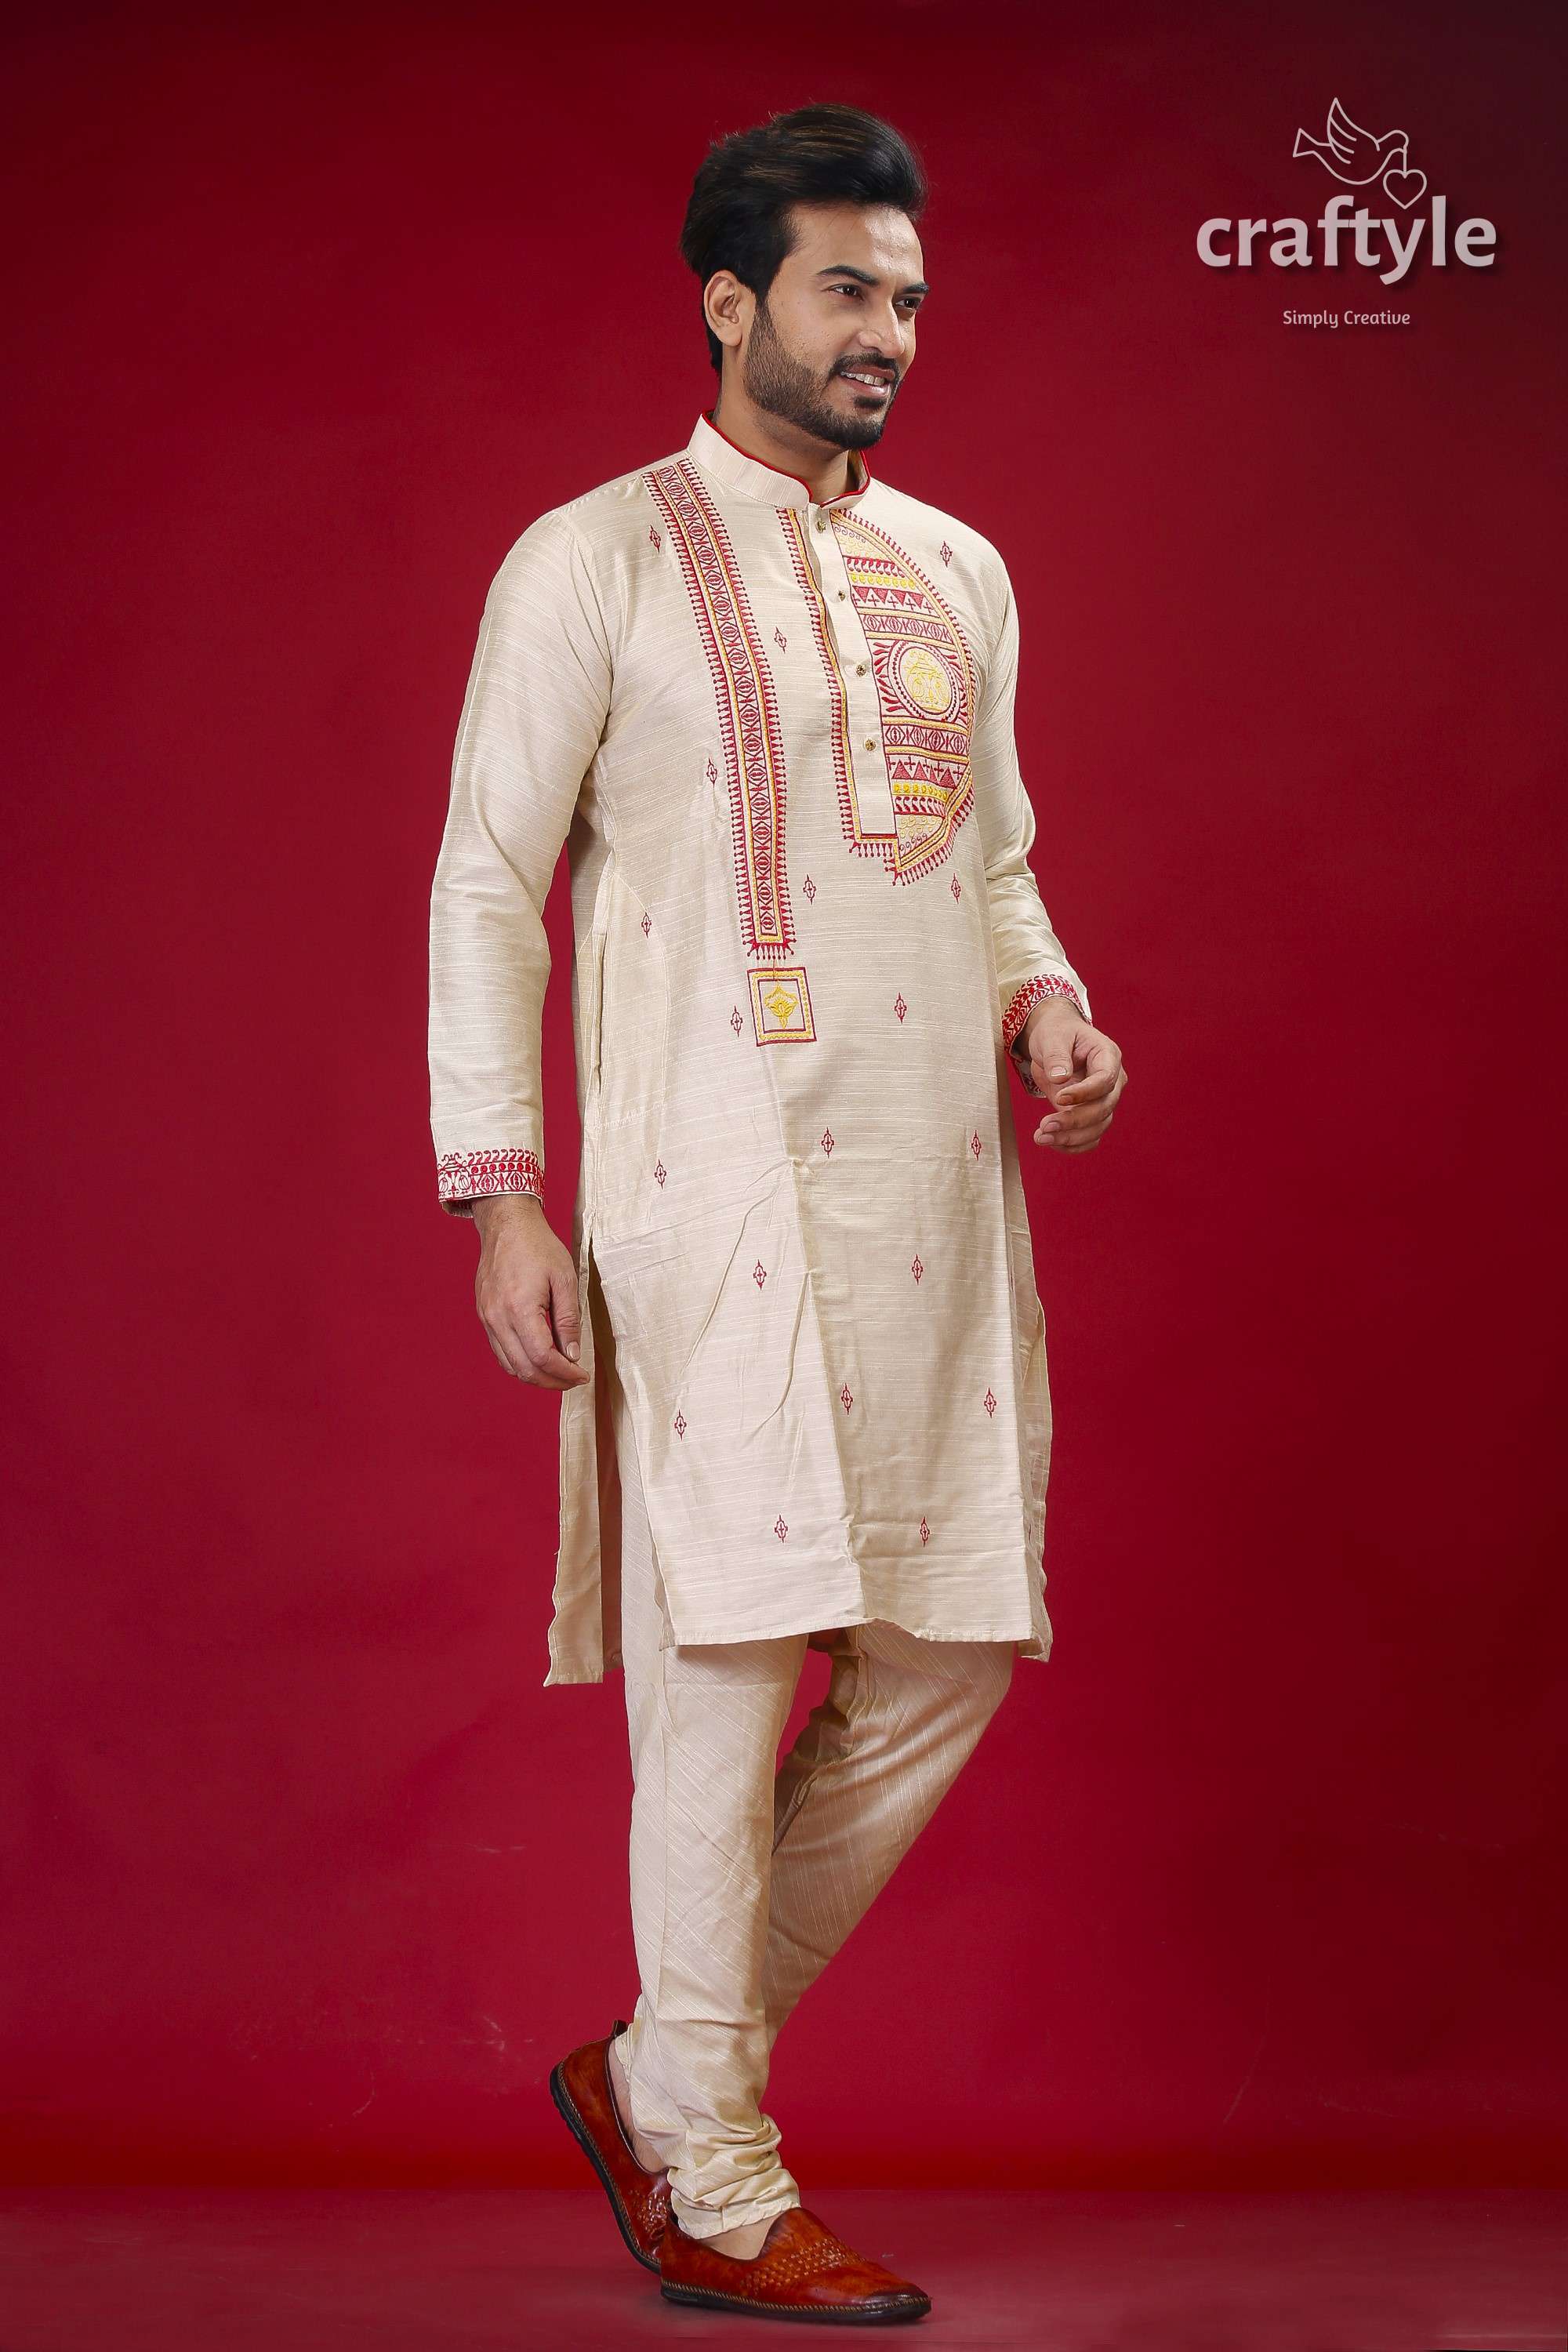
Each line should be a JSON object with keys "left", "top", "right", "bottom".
{"left": 748, "top": 964, "right": 816, "bottom": 1045}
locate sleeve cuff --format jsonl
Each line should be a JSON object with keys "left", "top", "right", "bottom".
{"left": 1001, "top": 973, "right": 1089, "bottom": 1098}
{"left": 436, "top": 1147, "right": 545, "bottom": 1217}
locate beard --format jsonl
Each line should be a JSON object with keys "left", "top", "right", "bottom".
{"left": 742, "top": 296, "right": 896, "bottom": 449}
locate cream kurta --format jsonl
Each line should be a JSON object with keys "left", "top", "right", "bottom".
{"left": 429, "top": 411, "right": 1091, "bottom": 1687}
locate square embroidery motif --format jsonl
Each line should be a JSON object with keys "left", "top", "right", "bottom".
{"left": 749, "top": 965, "right": 816, "bottom": 1045}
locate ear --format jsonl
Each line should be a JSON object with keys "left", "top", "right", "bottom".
{"left": 703, "top": 270, "right": 747, "bottom": 354}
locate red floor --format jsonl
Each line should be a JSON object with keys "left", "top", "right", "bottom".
{"left": 1, "top": 2187, "right": 1563, "bottom": 2349}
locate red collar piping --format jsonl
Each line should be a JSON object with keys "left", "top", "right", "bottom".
{"left": 702, "top": 407, "right": 872, "bottom": 504}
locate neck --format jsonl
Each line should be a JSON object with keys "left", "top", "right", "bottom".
{"left": 706, "top": 391, "right": 855, "bottom": 504}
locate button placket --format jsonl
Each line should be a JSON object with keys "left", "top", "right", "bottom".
{"left": 803, "top": 506, "right": 895, "bottom": 836}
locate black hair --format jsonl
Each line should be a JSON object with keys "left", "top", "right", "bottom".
{"left": 678, "top": 103, "right": 929, "bottom": 376}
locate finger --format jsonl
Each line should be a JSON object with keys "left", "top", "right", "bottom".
{"left": 1053, "top": 1040, "right": 1122, "bottom": 1104}
{"left": 483, "top": 1318, "right": 546, "bottom": 1385}
{"left": 1052, "top": 1065, "right": 1116, "bottom": 1105}
{"left": 482, "top": 1323, "right": 528, "bottom": 1380}
{"left": 1038, "top": 1104, "right": 1114, "bottom": 1145}
{"left": 516, "top": 1302, "right": 590, "bottom": 1389}
{"left": 1040, "top": 1098, "right": 1107, "bottom": 1135}
{"left": 550, "top": 1262, "right": 584, "bottom": 1367}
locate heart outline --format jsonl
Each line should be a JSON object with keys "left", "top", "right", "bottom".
{"left": 1381, "top": 165, "right": 1428, "bottom": 210}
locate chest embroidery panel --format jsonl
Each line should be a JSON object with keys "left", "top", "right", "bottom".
{"left": 641, "top": 463, "right": 980, "bottom": 1075}
{"left": 781, "top": 508, "right": 979, "bottom": 887}
{"left": 642, "top": 457, "right": 794, "bottom": 972}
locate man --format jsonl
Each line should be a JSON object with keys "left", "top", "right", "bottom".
{"left": 428, "top": 102, "right": 1127, "bottom": 2324}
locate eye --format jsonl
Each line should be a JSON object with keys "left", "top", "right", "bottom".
{"left": 830, "top": 285, "right": 924, "bottom": 313}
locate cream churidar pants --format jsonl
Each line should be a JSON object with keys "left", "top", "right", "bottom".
{"left": 606, "top": 1348, "right": 1016, "bottom": 2242}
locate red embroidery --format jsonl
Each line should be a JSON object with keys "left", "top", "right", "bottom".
{"left": 970, "top": 1130, "right": 982, "bottom": 1160}
{"left": 437, "top": 1147, "right": 543, "bottom": 1206}
{"left": 775, "top": 1515, "right": 789, "bottom": 1541}
{"left": 911, "top": 1253, "right": 924, "bottom": 1283}
{"left": 840, "top": 1382, "right": 854, "bottom": 1411}
{"left": 653, "top": 1160, "right": 666, "bottom": 1186}
{"left": 645, "top": 458, "right": 794, "bottom": 960}
{"left": 753, "top": 1261, "right": 768, "bottom": 1288}
{"left": 673, "top": 1410, "right": 686, "bottom": 1438}
{"left": 894, "top": 992, "right": 907, "bottom": 1022}
{"left": 820, "top": 1127, "right": 834, "bottom": 1155}
{"left": 730, "top": 1005, "right": 743, "bottom": 1035}
{"left": 983, "top": 1388, "right": 997, "bottom": 1417}
{"left": 919, "top": 1515, "right": 931, "bottom": 1544}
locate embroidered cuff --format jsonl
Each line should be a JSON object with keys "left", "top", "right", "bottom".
{"left": 1002, "top": 973, "right": 1088, "bottom": 1098}
{"left": 437, "top": 1147, "right": 545, "bottom": 1217}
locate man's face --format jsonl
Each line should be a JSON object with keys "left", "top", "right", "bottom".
{"left": 736, "top": 201, "right": 927, "bottom": 452}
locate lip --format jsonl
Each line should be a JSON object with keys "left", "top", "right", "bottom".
{"left": 838, "top": 370, "right": 893, "bottom": 396}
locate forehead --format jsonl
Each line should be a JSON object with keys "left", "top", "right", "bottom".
{"left": 781, "top": 201, "right": 925, "bottom": 282}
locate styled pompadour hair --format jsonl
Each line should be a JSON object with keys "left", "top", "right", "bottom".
{"left": 678, "top": 103, "right": 929, "bottom": 374}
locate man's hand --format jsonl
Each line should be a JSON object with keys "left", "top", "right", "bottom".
{"left": 1021, "top": 1000, "right": 1129, "bottom": 1154}
{"left": 470, "top": 1195, "right": 592, "bottom": 1388}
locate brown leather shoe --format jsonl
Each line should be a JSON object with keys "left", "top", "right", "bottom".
{"left": 549, "top": 2017, "right": 671, "bottom": 2271}
{"left": 659, "top": 2203, "right": 932, "bottom": 2323}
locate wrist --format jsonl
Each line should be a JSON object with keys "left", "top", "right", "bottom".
{"left": 471, "top": 1191, "right": 546, "bottom": 1234}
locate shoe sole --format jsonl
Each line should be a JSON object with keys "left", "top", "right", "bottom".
{"left": 660, "top": 2281, "right": 932, "bottom": 2323}
{"left": 548, "top": 2058, "right": 662, "bottom": 2274}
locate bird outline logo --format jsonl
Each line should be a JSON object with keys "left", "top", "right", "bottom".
{"left": 1293, "top": 96, "right": 1428, "bottom": 209}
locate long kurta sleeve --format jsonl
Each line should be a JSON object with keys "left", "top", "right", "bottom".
{"left": 429, "top": 512, "right": 614, "bottom": 1215}
{"left": 970, "top": 559, "right": 1093, "bottom": 1100}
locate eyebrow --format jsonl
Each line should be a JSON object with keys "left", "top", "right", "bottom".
{"left": 815, "top": 263, "right": 931, "bottom": 296}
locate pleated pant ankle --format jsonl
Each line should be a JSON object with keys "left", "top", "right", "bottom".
{"left": 606, "top": 1358, "right": 1016, "bottom": 2243}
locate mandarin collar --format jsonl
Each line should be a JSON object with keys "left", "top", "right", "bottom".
{"left": 685, "top": 408, "right": 872, "bottom": 511}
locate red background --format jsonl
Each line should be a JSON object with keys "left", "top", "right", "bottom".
{"left": 5, "top": 1, "right": 1564, "bottom": 2188}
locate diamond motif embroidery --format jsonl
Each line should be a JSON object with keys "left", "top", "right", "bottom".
{"left": 753, "top": 1261, "right": 768, "bottom": 1288}
{"left": 706, "top": 757, "right": 717, "bottom": 784}
{"left": 840, "top": 1382, "right": 853, "bottom": 1411}
{"left": 653, "top": 1160, "right": 666, "bottom": 1186}
{"left": 938, "top": 541, "right": 953, "bottom": 564}
{"left": 911, "top": 1254, "right": 924, "bottom": 1283}
{"left": 950, "top": 877, "right": 961, "bottom": 901}
{"left": 649, "top": 527, "right": 662, "bottom": 551}
{"left": 803, "top": 874, "right": 816, "bottom": 902}
{"left": 774, "top": 626, "right": 788, "bottom": 652}
{"left": 983, "top": 1388, "right": 996, "bottom": 1417}
{"left": 641, "top": 912, "right": 652, "bottom": 936}
{"left": 919, "top": 1515, "right": 931, "bottom": 1544}
{"left": 894, "top": 992, "right": 907, "bottom": 1022}
{"left": 820, "top": 1127, "right": 834, "bottom": 1155}
{"left": 673, "top": 1410, "right": 686, "bottom": 1437}
{"left": 730, "top": 1005, "right": 743, "bottom": 1035}
{"left": 970, "top": 1131, "right": 982, "bottom": 1160}
{"left": 775, "top": 1515, "right": 789, "bottom": 1541}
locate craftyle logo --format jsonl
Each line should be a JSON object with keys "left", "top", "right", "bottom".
{"left": 1197, "top": 96, "right": 1497, "bottom": 286}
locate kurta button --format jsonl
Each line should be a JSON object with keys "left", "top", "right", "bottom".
{"left": 814, "top": 516, "right": 826, "bottom": 532}
{"left": 864, "top": 737, "right": 875, "bottom": 750}
{"left": 837, "top": 589, "right": 846, "bottom": 600}
{"left": 856, "top": 662, "right": 867, "bottom": 674}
